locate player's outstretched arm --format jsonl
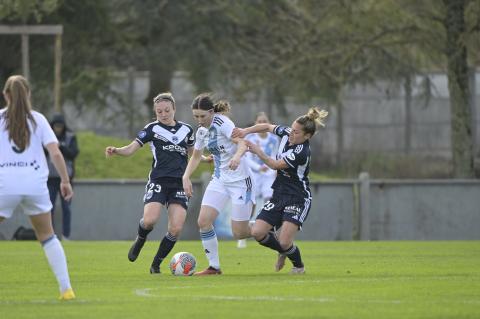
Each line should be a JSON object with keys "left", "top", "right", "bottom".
{"left": 246, "top": 140, "right": 288, "bottom": 171}
{"left": 105, "top": 141, "right": 140, "bottom": 158}
{"left": 183, "top": 148, "right": 203, "bottom": 197}
{"left": 232, "top": 123, "right": 276, "bottom": 138}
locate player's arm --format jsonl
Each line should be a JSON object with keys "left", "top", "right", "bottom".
{"left": 232, "top": 123, "right": 276, "bottom": 138}
{"left": 246, "top": 140, "right": 288, "bottom": 170}
{"left": 105, "top": 141, "right": 141, "bottom": 157}
{"left": 45, "top": 142, "right": 74, "bottom": 201}
{"left": 229, "top": 137, "right": 248, "bottom": 170}
{"left": 182, "top": 148, "right": 203, "bottom": 197}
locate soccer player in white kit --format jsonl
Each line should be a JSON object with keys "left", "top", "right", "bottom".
{"left": 183, "top": 93, "right": 254, "bottom": 275}
{"left": 0, "top": 75, "right": 75, "bottom": 300}
{"left": 237, "top": 112, "right": 279, "bottom": 248}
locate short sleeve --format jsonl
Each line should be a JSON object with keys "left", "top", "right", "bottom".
{"left": 186, "top": 127, "right": 195, "bottom": 146}
{"left": 273, "top": 125, "right": 291, "bottom": 138}
{"left": 219, "top": 117, "right": 235, "bottom": 139}
{"left": 283, "top": 144, "right": 308, "bottom": 169}
{"left": 135, "top": 126, "right": 152, "bottom": 147}
{"left": 37, "top": 113, "right": 57, "bottom": 146}
{"left": 194, "top": 127, "right": 208, "bottom": 150}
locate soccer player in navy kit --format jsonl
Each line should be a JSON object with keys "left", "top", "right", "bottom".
{"left": 233, "top": 107, "right": 328, "bottom": 274}
{"left": 105, "top": 92, "right": 195, "bottom": 274}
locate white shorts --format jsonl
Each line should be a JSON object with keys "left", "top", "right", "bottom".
{"left": 0, "top": 194, "right": 52, "bottom": 218}
{"left": 252, "top": 173, "right": 275, "bottom": 199}
{"left": 201, "top": 177, "right": 255, "bottom": 221}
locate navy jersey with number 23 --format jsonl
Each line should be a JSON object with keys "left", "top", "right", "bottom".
{"left": 135, "top": 120, "right": 194, "bottom": 186}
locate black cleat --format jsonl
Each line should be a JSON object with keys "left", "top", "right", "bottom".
{"left": 150, "top": 266, "right": 161, "bottom": 274}
{"left": 128, "top": 236, "right": 146, "bottom": 262}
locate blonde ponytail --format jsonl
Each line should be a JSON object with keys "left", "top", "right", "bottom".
{"left": 296, "top": 106, "right": 328, "bottom": 136}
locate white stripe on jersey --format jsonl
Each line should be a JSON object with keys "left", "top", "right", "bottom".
{"left": 152, "top": 125, "right": 191, "bottom": 145}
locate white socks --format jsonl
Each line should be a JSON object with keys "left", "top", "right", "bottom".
{"left": 41, "top": 235, "right": 72, "bottom": 293}
{"left": 200, "top": 228, "right": 220, "bottom": 269}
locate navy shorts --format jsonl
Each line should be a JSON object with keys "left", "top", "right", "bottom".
{"left": 143, "top": 181, "right": 189, "bottom": 210}
{"left": 256, "top": 193, "right": 312, "bottom": 229}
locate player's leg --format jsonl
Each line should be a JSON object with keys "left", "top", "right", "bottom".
{"left": 194, "top": 179, "right": 229, "bottom": 275}
{"left": 277, "top": 198, "right": 311, "bottom": 274}
{"left": 129, "top": 181, "right": 167, "bottom": 262}
{"left": 251, "top": 196, "right": 284, "bottom": 252}
{"left": 150, "top": 202, "right": 186, "bottom": 274}
{"left": 26, "top": 195, "right": 75, "bottom": 300}
{"left": 128, "top": 201, "right": 163, "bottom": 262}
{"left": 276, "top": 221, "right": 304, "bottom": 273}
{"left": 47, "top": 178, "right": 59, "bottom": 230}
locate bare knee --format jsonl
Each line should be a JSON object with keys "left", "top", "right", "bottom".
{"left": 142, "top": 217, "right": 156, "bottom": 229}
{"left": 251, "top": 226, "right": 268, "bottom": 241}
{"left": 232, "top": 228, "right": 250, "bottom": 240}
{"left": 279, "top": 239, "right": 292, "bottom": 251}
{"left": 197, "top": 218, "right": 212, "bottom": 231}
{"left": 168, "top": 225, "right": 183, "bottom": 237}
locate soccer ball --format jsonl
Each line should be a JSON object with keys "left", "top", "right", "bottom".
{"left": 169, "top": 252, "right": 196, "bottom": 276}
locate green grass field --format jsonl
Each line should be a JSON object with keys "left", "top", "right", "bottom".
{"left": 1, "top": 241, "right": 479, "bottom": 319}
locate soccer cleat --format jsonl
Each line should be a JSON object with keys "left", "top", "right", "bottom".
{"left": 275, "top": 254, "right": 286, "bottom": 272}
{"left": 150, "top": 265, "right": 161, "bottom": 274}
{"left": 194, "top": 266, "right": 222, "bottom": 276}
{"left": 290, "top": 266, "right": 305, "bottom": 274}
{"left": 237, "top": 239, "right": 247, "bottom": 248}
{"left": 128, "top": 236, "right": 146, "bottom": 262}
{"left": 59, "top": 288, "right": 75, "bottom": 301}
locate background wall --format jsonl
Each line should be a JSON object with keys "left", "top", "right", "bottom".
{"left": 1, "top": 176, "right": 479, "bottom": 241}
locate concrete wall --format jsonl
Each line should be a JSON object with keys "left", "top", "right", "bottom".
{"left": 1, "top": 177, "right": 479, "bottom": 241}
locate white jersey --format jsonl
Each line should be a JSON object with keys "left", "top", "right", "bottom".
{"left": 0, "top": 109, "right": 57, "bottom": 195}
{"left": 194, "top": 114, "right": 251, "bottom": 183}
{"left": 245, "top": 132, "right": 279, "bottom": 178}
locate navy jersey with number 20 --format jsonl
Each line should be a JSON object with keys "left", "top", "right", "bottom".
{"left": 271, "top": 125, "right": 311, "bottom": 198}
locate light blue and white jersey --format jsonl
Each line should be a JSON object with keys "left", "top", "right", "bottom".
{"left": 245, "top": 132, "right": 279, "bottom": 178}
{"left": 194, "top": 114, "right": 251, "bottom": 183}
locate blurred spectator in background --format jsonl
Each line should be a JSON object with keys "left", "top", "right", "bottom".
{"left": 237, "top": 112, "right": 279, "bottom": 248}
{"left": 47, "top": 113, "right": 79, "bottom": 240}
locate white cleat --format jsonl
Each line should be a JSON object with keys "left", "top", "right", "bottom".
{"left": 237, "top": 239, "right": 247, "bottom": 248}
{"left": 290, "top": 266, "right": 305, "bottom": 274}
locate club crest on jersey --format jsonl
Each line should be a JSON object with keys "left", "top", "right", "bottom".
{"left": 172, "top": 136, "right": 179, "bottom": 143}
{"left": 138, "top": 130, "right": 147, "bottom": 139}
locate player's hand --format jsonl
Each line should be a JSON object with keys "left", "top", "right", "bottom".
{"left": 182, "top": 176, "right": 193, "bottom": 197}
{"left": 232, "top": 128, "right": 247, "bottom": 138}
{"left": 228, "top": 157, "right": 240, "bottom": 170}
{"left": 260, "top": 165, "right": 269, "bottom": 172}
{"left": 60, "top": 181, "right": 74, "bottom": 201}
{"left": 105, "top": 146, "right": 116, "bottom": 157}
{"left": 201, "top": 154, "right": 214, "bottom": 163}
{"left": 245, "top": 140, "right": 260, "bottom": 155}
